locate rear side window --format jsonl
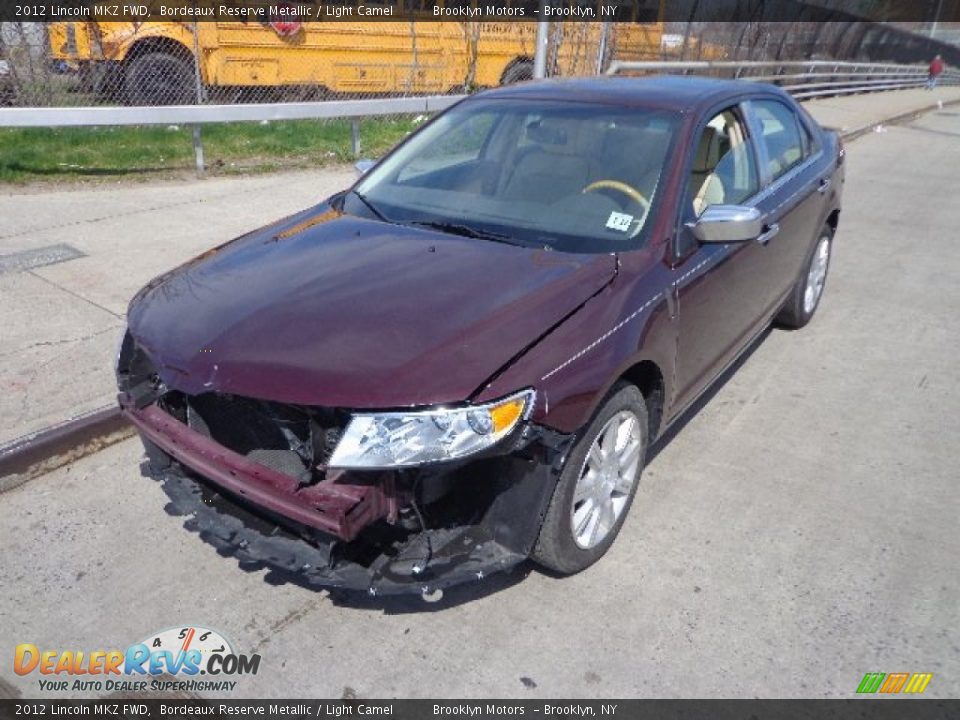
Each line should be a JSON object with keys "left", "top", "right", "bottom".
{"left": 753, "top": 99, "right": 806, "bottom": 181}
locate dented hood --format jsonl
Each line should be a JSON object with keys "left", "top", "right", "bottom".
{"left": 127, "top": 205, "right": 616, "bottom": 408}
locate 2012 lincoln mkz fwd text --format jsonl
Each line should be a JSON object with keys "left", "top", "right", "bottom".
{"left": 118, "top": 77, "right": 844, "bottom": 597}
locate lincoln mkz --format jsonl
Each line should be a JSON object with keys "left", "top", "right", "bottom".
{"left": 118, "top": 77, "right": 844, "bottom": 596}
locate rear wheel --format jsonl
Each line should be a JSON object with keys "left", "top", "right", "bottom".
{"left": 124, "top": 51, "right": 195, "bottom": 106}
{"left": 532, "top": 383, "right": 647, "bottom": 574}
{"left": 501, "top": 61, "right": 534, "bottom": 85}
{"left": 776, "top": 225, "right": 833, "bottom": 329}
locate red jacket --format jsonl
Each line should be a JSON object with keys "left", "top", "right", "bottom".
{"left": 930, "top": 58, "right": 944, "bottom": 76}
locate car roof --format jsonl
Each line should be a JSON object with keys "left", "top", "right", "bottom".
{"left": 477, "top": 75, "right": 783, "bottom": 113}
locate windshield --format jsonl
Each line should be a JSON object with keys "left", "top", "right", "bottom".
{"left": 346, "top": 98, "right": 680, "bottom": 253}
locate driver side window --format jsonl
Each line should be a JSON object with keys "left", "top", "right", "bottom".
{"left": 688, "top": 108, "right": 759, "bottom": 217}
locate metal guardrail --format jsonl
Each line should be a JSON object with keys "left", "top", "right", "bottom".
{"left": 0, "top": 94, "right": 465, "bottom": 128}
{"left": 0, "top": 94, "right": 467, "bottom": 173}
{"left": 605, "top": 60, "right": 960, "bottom": 99}
{"left": 1, "top": 59, "right": 955, "bottom": 173}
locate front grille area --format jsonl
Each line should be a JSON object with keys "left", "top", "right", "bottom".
{"left": 158, "top": 391, "right": 348, "bottom": 485}
{"left": 118, "top": 334, "right": 408, "bottom": 540}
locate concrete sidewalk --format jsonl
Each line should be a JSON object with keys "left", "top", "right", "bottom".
{"left": 1, "top": 86, "right": 959, "bottom": 446}
{"left": 803, "top": 86, "right": 960, "bottom": 134}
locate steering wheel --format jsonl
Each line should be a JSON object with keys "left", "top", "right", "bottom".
{"left": 583, "top": 180, "right": 650, "bottom": 212}
{"left": 582, "top": 180, "right": 651, "bottom": 236}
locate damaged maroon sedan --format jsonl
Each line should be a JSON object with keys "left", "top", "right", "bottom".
{"left": 119, "top": 76, "right": 843, "bottom": 597}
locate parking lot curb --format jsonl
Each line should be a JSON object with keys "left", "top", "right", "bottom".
{"left": 0, "top": 406, "right": 133, "bottom": 493}
{"left": 1, "top": 93, "right": 956, "bottom": 491}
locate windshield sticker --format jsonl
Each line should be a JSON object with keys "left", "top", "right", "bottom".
{"left": 606, "top": 212, "right": 633, "bottom": 232}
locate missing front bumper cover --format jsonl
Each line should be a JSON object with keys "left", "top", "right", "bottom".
{"left": 128, "top": 399, "right": 573, "bottom": 595}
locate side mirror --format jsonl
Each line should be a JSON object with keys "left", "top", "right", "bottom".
{"left": 686, "top": 205, "right": 762, "bottom": 243}
{"left": 354, "top": 159, "right": 376, "bottom": 177}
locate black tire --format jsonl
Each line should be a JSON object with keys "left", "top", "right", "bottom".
{"left": 532, "top": 382, "right": 648, "bottom": 574}
{"left": 124, "top": 51, "right": 194, "bottom": 106}
{"left": 776, "top": 224, "right": 835, "bottom": 329}
{"left": 501, "top": 61, "right": 534, "bottom": 85}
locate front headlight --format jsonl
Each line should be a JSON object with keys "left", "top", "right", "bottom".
{"left": 328, "top": 389, "right": 535, "bottom": 469}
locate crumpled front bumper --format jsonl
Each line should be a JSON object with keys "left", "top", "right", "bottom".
{"left": 125, "top": 403, "right": 393, "bottom": 542}
{"left": 127, "top": 400, "right": 573, "bottom": 596}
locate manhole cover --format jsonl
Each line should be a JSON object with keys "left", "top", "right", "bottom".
{"left": 0, "top": 243, "right": 85, "bottom": 275}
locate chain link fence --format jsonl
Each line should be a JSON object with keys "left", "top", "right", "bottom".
{"left": 664, "top": 21, "right": 960, "bottom": 65}
{"left": 1, "top": 18, "right": 957, "bottom": 179}
{"left": 3, "top": 19, "right": 958, "bottom": 108}
{"left": 1, "top": 21, "right": 639, "bottom": 108}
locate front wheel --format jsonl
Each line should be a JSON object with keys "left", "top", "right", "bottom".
{"left": 532, "top": 383, "right": 648, "bottom": 574}
{"left": 776, "top": 225, "right": 834, "bottom": 329}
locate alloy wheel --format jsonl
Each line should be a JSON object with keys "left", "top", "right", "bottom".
{"left": 570, "top": 410, "right": 643, "bottom": 549}
{"left": 804, "top": 234, "right": 831, "bottom": 315}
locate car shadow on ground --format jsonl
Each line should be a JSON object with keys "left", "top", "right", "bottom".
{"left": 646, "top": 325, "right": 774, "bottom": 464}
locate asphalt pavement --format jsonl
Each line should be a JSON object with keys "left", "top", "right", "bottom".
{"left": 0, "top": 100, "right": 958, "bottom": 698}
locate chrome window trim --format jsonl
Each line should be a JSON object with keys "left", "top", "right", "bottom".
{"left": 750, "top": 147, "right": 824, "bottom": 207}
{"left": 743, "top": 97, "right": 824, "bottom": 206}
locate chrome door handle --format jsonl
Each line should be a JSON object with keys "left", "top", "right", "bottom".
{"left": 756, "top": 223, "right": 780, "bottom": 246}
{"left": 818, "top": 178, "right": 832, "bottom": 194}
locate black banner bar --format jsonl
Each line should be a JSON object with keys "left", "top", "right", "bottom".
{"left": 2, "top": 700, "right": 960, "bottom": 720}
{"left": 0, "top": 0, "right": 958, "bottom": 23}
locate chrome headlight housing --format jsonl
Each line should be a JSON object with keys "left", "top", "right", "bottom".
{"left": 328, "top": 389, "right": 535, "bottom": 469}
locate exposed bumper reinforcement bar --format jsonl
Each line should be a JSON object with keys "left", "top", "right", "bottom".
{"left": 123, "top": 403, "right": 391, "bottom": 541}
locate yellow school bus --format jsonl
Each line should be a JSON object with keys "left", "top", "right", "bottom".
{"left": 48, "top": 1, "right": 666, "bottom": 104}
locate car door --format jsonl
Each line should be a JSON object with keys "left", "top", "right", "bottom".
{"left": 743, "top": 97, "right": 832, "bottom": 311}
{"left": 672, "top": 102, "right": 777, "bottom": 412}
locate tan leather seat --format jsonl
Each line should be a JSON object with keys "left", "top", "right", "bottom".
{"left": 689, "top": 126, "right": 726, "bottom": 216}
{"left": 502, "top": 118, "right": 591, "bottom": 203}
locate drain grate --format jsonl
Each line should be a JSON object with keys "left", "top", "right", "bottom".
{"left": 0, "top": 243, "right": 86, "bottom": 275}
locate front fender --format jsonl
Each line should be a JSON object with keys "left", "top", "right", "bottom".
{"left": 474, "top": 256, "right": 677, "bottom": 436}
